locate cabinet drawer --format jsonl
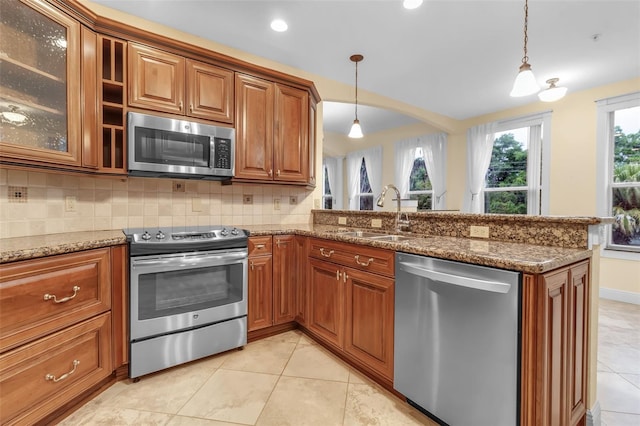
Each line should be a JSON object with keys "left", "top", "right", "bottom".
{"left": 308, "top": 238, "right": 394, "bottom": 277}
{"left": 249, "top": 236, "right": 273, "bottom": 256}
{"left": 0, "top": 248, "right": 112, "bottom": 352}
{"left": 0, "top": 313, "right": 113, "bottom": 425}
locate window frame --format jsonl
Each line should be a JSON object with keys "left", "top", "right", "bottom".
{"left": 596, "top": 92, "right": 640, "bottom": 255}
{"left": 481, "top": 112, "right": 551, "bottom": 216}
{"left": 407, "top": 149, "right": 434, "bottom": 211}
{"left": 321, "top": 163, "right": 334, "bottom": 210}
{"left": 355, "top": 157, "right": 374, "bottom": 211}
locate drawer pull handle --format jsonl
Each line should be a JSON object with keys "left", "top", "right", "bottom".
{"left": 255, "top": 244, "right": 265, "bottom": 249}
{"left": 354, "top": 255, "right": 374, "bottom": 267}
{"left": 45, "top": 360, "right": 80, "bottom": 383}
{"left": 320, "top": 248, "right": 334, "bottom": 258}
{"left": 44, "top": 286, "right": 80, "bottom": 304}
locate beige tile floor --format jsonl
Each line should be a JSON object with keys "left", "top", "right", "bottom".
{"left": 598, "top": 298, "right": 640, "bottom": 426}
{"left": 58, "top": 298, "right": 638, "bottom": 426}
{"left": 59, "top": 331, "right": 436, "bottom": 426}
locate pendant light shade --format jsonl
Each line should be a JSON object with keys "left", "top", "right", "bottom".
{"left": 348, "top": 119, "right": 363, "bottom": 138}
{"left": 510, "top": 0, "right": 539, "bottom": 97}
{"left": 538, "top": 78, "right": 567, "bottom": 102}
{"left": 348, "top": 54, "right": 364, "bottom": 139}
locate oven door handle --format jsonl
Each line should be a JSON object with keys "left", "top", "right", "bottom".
{"left": 132, "top": 251, "right": 247, "bottom": 268}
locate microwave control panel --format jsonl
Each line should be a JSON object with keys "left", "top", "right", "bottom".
{"left": 213, "top": 137, "right": 233, "bottom": 170}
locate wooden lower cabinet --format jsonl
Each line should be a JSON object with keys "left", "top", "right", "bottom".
{"left": 307, "top": 241, "right": 395, "bottom": 382}
{"left": 0, "top": 245, "right": 127, "bottom": 425}
{"left": 522, "top": 260, "right": 590, "bottom": 426}
{"left": 294, "top": 236, "right": 308, "bottom": 325}
{"left": 247, "top": 235, "right": 298, "bottom": 332}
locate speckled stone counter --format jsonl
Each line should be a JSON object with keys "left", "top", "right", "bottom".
{"left": 243, "top": 223, "right": 592, "bottom": 274}
{"left": 1, "top": 218, "right": 600, "bottom": 273}
{"left": 0, "top": 230, "right": 127, "bottom": 263}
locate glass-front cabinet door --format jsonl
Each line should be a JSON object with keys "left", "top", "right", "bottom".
{"left": 0, "top": 0, "right": 81, "bottom": 165}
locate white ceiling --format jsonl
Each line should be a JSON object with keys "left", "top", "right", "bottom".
{"left": 92, "top": 0, "right": 640, "bottom": 133}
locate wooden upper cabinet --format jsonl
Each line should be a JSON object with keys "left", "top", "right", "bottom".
{"left": 235, "top": 73, "right": 311, "bottom": 184}
{"left": 274, "top": 84, "right": 309, "bottom": 183}
{"left": 186, "top": 59, "right": 234, "bottom": 123}
{"left": 128, "top": 43, "right": 185, "bottom": 114}
{"left": 128, "top": 43, "right": 234, "bottom": 123}
{"left": 0, "top": 0, "right": 82, "bottom": 167}
{"left": 235, "top": 74, "right": 274, "bottom": 180}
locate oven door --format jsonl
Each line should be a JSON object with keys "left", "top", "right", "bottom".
{"left": 129, "top": 248, "right": 247, "bottom": 341}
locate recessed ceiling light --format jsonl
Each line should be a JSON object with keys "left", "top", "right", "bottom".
{"left": 403, "top": 0, "right": 423, "bottom": 10}
{"left": 270, "top": 19, "right": 288, "bottom": 32}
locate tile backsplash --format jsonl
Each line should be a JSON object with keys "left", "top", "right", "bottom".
{"left": 0, "top": 169, "right": 314, "bottom": 239}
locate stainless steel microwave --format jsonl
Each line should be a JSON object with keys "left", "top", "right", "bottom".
{"left": 127, "top": 112, "right": 235, "bottom": 180}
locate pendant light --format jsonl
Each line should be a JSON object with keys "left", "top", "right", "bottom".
{"left": 510, "top": 0, "right": 539, "bottom": 97}
{"left": 538, "top": 78, "right": 567, "bottom": 102}
{"left": 348, "top": 54, "right": 364, "bottom": 139}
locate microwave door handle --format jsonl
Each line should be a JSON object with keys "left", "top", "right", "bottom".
{"left": 132, "top": 251, "right": 247, "bottom": 268}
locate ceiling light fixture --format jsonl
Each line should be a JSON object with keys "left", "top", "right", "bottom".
{"left": 270, "top": 19, "right": 288, "bottom": 32}
{"left": 510, "top": 0, "right": 539, "bottom": 97}
{"left": 348, "top": 54, "right": 364, "bottom": 139}
{"left": 538, "top": 78, "right": 567, "bottom": 102}
{"left": 1, "top": 105, "right": 28, "bottom": 126}
{"left": 403, "top": 0, "right": 423, "bottom": 10}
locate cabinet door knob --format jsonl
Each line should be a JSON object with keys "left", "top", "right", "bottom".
{"left": 179, "top": 100, "right": 183, "bottom": 111}
{"left": 336, "top": 270, "right": 340, "bottom": 281}
{"left": 44, "top": 286, "right": 80, "bottom": 304}
{"left": 276, "top": 169, "right": 281, "bottom": 176}
{"left": 268, "top": 169, "right": 273, "bottom": 177}
{"left": 45, "top": 360, "right": 80, "bottom": 383}
{"left": 343, "top": 272, "right": 348, "bottom": 283}
{"left": 250, "top": 261, "right": 254, "bottom": 271}
{"left": 189, "top": 103, "right": 193, "bottom": 113}
{"left": 320, "top": 248, "right": 334, "bottom": 258}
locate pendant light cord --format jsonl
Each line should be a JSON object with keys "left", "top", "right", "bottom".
{"left": 354, "top": 60, "right": 359, "bottom": 120}
{"left": 522, "top": 0, "right": 529, "bottom": 64}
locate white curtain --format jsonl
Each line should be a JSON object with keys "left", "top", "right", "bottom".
{"left": 394, "top": 138, "right": 418, "bottom": 198}
{"left": 346, "top": 146, "right": 382, "bottom": 210}
{"left": 323, "top": 157, "right": 337, "bottom": 208}
{"left": 346, "top": 151, "right": 361, "bottom": 210}
{"left": 527, "top": 125, "right": 542, "bottom": 215}
{"left": 420, "top": 133, "right": 448, "bottom": 210}
{"left": 463, "top": 123, "right": 496, "bottom": 213}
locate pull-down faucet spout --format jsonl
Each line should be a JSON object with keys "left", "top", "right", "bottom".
{"left": 376, "top": 184, "right": 410, "bottom": 233}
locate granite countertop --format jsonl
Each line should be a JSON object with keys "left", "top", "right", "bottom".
{"left": 1, "top": 225, "right": 591, "bottom": 274}
{"left": 0, "top": 230, "right": 127, "bottom": 264}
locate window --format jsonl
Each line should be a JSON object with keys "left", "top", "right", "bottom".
{"left": 484, "top": 128, "right": 532, "bottom": 214}
{"left": 358, "top": 158, "right": 374, "bottom": 210}
{"left": 346, "top": 146, "right": 382, "bottom": 211}
{"left": 597, "top": 93, "right": 640, "bottom": 253}
{"left": 465, "top": 113, "right": 549, "bottom": 215}
{"left": 408, "top": 148, "right": 433, "bottom": 210}
{"left": 322, "top": 164, "right": 333, "bottom": 209}
{"left": 394, "top": 133, "right": 447, "bottom": 210}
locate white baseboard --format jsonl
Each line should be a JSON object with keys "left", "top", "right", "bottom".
{"left": 599, "top": 287, "right": 640, "bottom": 305}
{"left": 586, "top": 400, "right": 601, "bottom": 426}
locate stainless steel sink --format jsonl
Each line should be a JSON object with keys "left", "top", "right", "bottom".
{"left": 337, "top": 231, "right": 387, "bottom": 238}
{"left": 369, "top": 234, "right": 414, "bottom": 242}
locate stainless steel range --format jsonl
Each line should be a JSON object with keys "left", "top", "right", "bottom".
{"left": 124, "top": 226, "right": 249, "bottom": 379}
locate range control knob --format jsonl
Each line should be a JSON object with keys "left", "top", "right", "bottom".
{"left": 141, "top": 231, "right": 151, "bottom": 241}
{"left": 156, "top": 231, "right": 166, "bottom": 240}
{"left": 231, "top": 228, "right": 239, "bottom": 236}
{"left": 220, "top": 228, "right": 229, "bottom": 236}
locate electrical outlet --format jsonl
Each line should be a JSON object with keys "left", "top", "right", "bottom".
{"left": 273, "top": 198, "right": 281, "bottom": 210}
{"left": 172, "top": 181, "right": 185, "bottom": 192}
{"left": 289, "top": 195, "right": 297, "bottom": 205}
{"left": 243, "top": 195, "right": 253, "bottom": 205}
{"left": 371, "top": 218, "right": 382, "bottom": 228}
{"left": 65, "top": 196, "right": 77, "bottom": 212}
{"left": 7, "top": 186, "right": 27, "bottom": 203}
{"left": 470, "top": 225, "right": 490, "bottom": 238}
{"left": 338, "top": 217, "right": 347, "bottom": 225}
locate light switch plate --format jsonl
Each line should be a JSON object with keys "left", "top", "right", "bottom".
{"left": 470, "top": 225, "right": 490, "bottom": 238}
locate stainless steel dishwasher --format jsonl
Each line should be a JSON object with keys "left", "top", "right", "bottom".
{"left": 394, "top": 252, "right": 521, "bottom": 426}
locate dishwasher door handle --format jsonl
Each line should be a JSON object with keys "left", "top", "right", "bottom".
{"left": 399, "top": 261, "right": 511, "bottom": 293}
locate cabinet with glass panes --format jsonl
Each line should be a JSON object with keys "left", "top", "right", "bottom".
{"left": 0, "top": 0, "right": 82, "bottom": 166}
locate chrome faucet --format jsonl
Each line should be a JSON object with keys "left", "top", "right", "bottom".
{"left": 376, "top": 184, "right": 411, "bottom": 233}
